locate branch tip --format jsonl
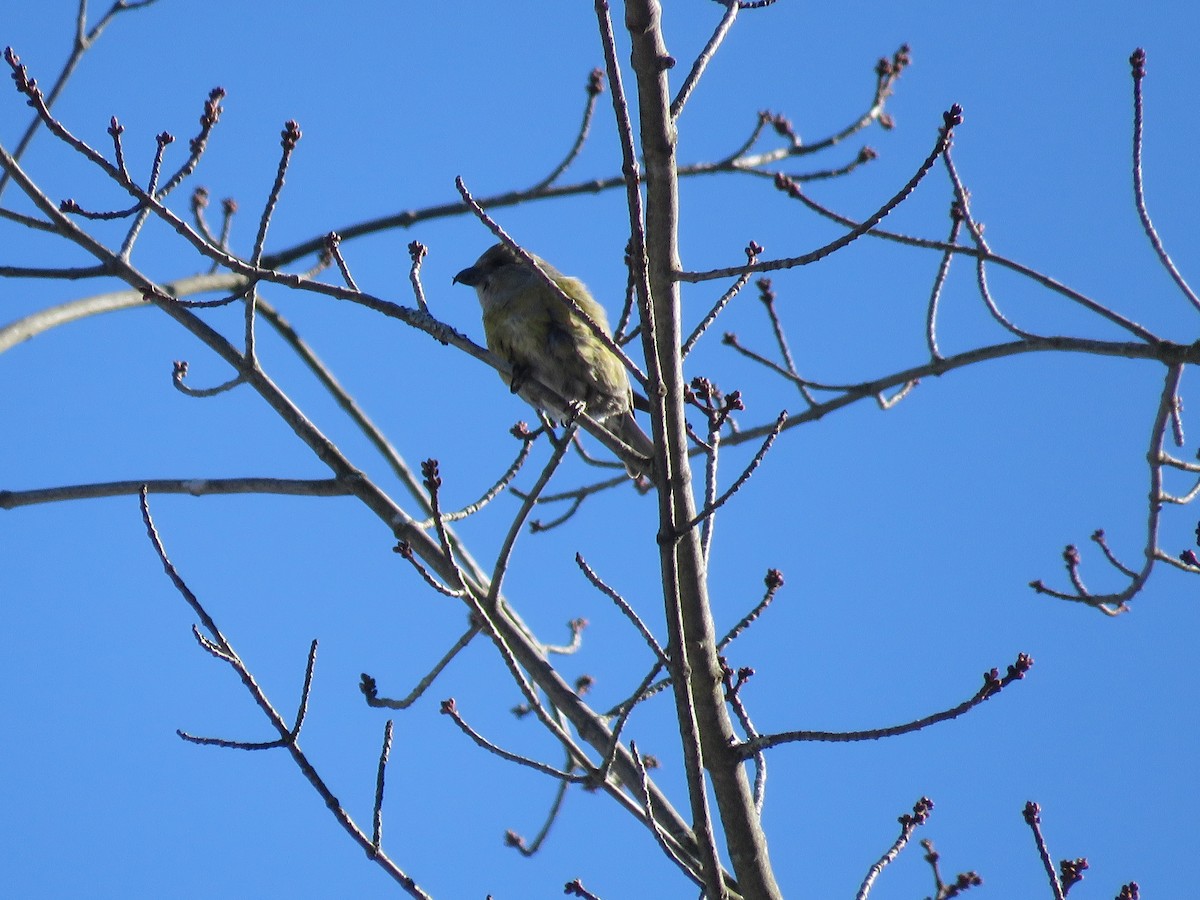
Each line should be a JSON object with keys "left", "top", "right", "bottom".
{"left": 1130, "top": 47, "right": 1146, "bottom": 79}
{"left": 586, "top": 67, "right": 605, "bottom": 96}
{"left": 281, "top": 119, "right": 302, "bottom": 148}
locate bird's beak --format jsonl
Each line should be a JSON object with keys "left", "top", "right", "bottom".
{"left": 452, "top": 265, "right": 481, "bottom": 286}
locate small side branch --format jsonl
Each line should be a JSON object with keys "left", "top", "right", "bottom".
{"left": 0, "top": 0, "right": 162, "bottom": 201}
{"left": 1128, "top": 49, "right": 1199, "bottom": 312}
{"left": 361, "top": 624, "right": 480, "bottom": 710}
{"left": 682, "top": 240, "right": 762, "bottom": 357}
{"left": 1023, "top": 802, "right": 1069, "bottom": 900}
{"left": 681, "top": 105, "right": 964, "bottom": 283}
{"left": 919, "top": 839, "right": 983, "bottom": 900}
{"left": 742, "top": 654, "right": 1032, "bottom": 756}
{"left": 576, "top": 553, "right": 668, "bottom": 663}
{"left": 597, "top": 660, "right": 666, "bottom": 780}
{"left": 371, "top": 720, "right": 394, "bottom": 856}
{"left": 393, "top": 539, "right": 467, "bottom": 599}
{"left": 177, "top": 637, "right": 316, "bottom": 749}
{"left": 684, "top": 410, "right": 787, "bottom": 532}
{"left": 325, "top": 231, "right": 359, "bottom": 291}
{"left": 856, "top": 798, "right": 935, "bottom": 900}
{"left": 439, "top": 699, "right": 591, "bottom": 783}
{"left": 718, "top": 568, "right": 785, "bottom": 650}
{"left": 529, "top": 69, "right": 605, "bottom": 192}
{"left": 418, "top": 425, "right": 537, "bottom": 527}
{"left": 720, "top": 658, "right": 765, "bottom": 812}
{"left": 563, "top": 879, "right": 604, "bottom": 900}
{"left": 629, "top": 740, "right": 706, "bottom": 889}
{"left": 1029, "top": 363, "right": 1184, "bottom": 612}
{"left": 405, "top": 240, "right": 428, "bottom": 313}
{"left": 925, "top": 200, "right": 966, "bottom": 360}
{"left": 671, "top": 1, "right": 739, "bottom": 119}
{"left": 941, "top": 149, "right": 1039, "bottom": 341}
{"left": 506, "top": 769, "right": 573, "bottom": 857}
{"left": 138, "top": 487, "right": 430, "bottom": 897}
{"left": 170, "top": 355, "right": 244, "bottom": 398}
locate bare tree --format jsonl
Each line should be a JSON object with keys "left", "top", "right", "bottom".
{"left": 3, "top": 2, "right": 1188, "bottom": 898}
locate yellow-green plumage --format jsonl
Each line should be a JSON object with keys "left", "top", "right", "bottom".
{"left": 454, "top": 242, "right": 654, "bottom": 474}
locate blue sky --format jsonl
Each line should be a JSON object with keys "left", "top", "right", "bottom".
{"left": 3, "top": 2, "right": 1199, "bottom": 897}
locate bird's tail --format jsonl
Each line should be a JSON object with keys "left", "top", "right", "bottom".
{"left": 614, "top": 413, "right": 656, "bottom": 480}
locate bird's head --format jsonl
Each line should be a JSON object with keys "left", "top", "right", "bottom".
{"left": 452, "top": 242, "right": 530, "bottom": 293}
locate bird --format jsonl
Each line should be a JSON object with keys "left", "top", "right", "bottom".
{"left": 453, "top": 242, "right": 655, "bottom": 478}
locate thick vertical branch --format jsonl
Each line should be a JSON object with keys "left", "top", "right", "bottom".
{"left": 594, "top": 1, "right": 727, "bottom": 893}
{"left": 623, "top": 2, "right": 781, "bottom": 898}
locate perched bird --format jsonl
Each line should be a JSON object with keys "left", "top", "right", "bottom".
{"left": 453, "top": 242, "right": 655, "bottom": 477}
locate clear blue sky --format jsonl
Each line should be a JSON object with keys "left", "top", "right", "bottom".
{"left": 3, "top": 2, "right": 1198, "bottom": 897}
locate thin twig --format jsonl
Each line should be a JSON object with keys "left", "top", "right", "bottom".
{"left": 629, "top": 741, "right": 706, "bottom": 888}
{"left": 670, "top": 1, "right": 739, "bottom": 119}
{"left": 722, "top": 662, "right": 766, "bottom": 813}
{"left": 154, "top": 86, "right": 225, "bottom": 201}
{"left": 941, "top": 150, "right": 1039, "bottom": 341}
{"left": 1029, "top": 363, "right": 1183, "bottom": 612}
{"left": 440, "top": 699, "right": 591, "bottom": 783}
{"left": 576, "top": 553, "right": 668, "bottom": 663}
{"left": 361, "top": 625, "right": 481, "bottom": 710}
{"left": 682, "top": 241, "right": 761, "bottom": 357}
{"left": 406, "top": 240, "right": 428, "bottom": 313}
{"left": 171, "top": 358, "right": 244, "bottom": 397}
{"left": 743, "top": 654, "right": 1032, "bottom": 755}
{"left": 139, "top": 488, "right": 430, "bottom": 897}
{"left": 325, "top": 232, "right": 359, "bottom": 291}
{"left": 507, "top": 768, "right": 574, "bottom": 856}
{"left": 925, "top": 202, "right": 964, "bottom": 360}
{"left": 371, "top": 720, "right": 394, "bottom": 855}
{"left": 541, "top": 617, "right": 588, "bottom": 656}
{"left": 1090, "top": 530, "right": 1138, "bottom": 579}
{"left": 718, "top": 569, "right": 784, "bottom": 650}
{"left": 289, "top": 639, "right": 319, "bottom": 738}
{"left": 919, "top": 839, "right": 982, "bottom": 900}
{"left": 392, "top": 540, "right": 467, "bottom": 598}
{"left": 0, "top": 0, "right": 162, "bottom": 201}
{"left": 117, "top": 130, "right": 172, "bottom": 256}
{"left": 529, "top": 69, "right": 605, "bottom": 192}
{"left": 684, "top": 411, "right": 787, "bottom": 532}
{"left": 856, "top": 798, "right": 935, "bottom": 900}
{"left": 598, "top": 659, "right": 665, "bottom": 779}
{"left": 749, "top": 158, "right": 1164, "bottom": 345}
{"left": 591, "top": 0, "right": 655, "bottom": 362}
{"left": 420, "top": 460, "right": 466, "bottom": 592}
{"left": 419, "top": 426, "right": 537, "bottom": 528}
{"left": 1128, "top": 49, "right": 1199, "bottom": 312}
{"left": 1023, "top": 802, "right": 1066, "bottom": 900}
{"left": 487, "top": 422, "right": 577, "bottom": 607}
{"left": 190, "top": 186, "right": 216, "bottom": 241}
{"left": 683, "top": 106, "right": 964, "bottom": 284}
